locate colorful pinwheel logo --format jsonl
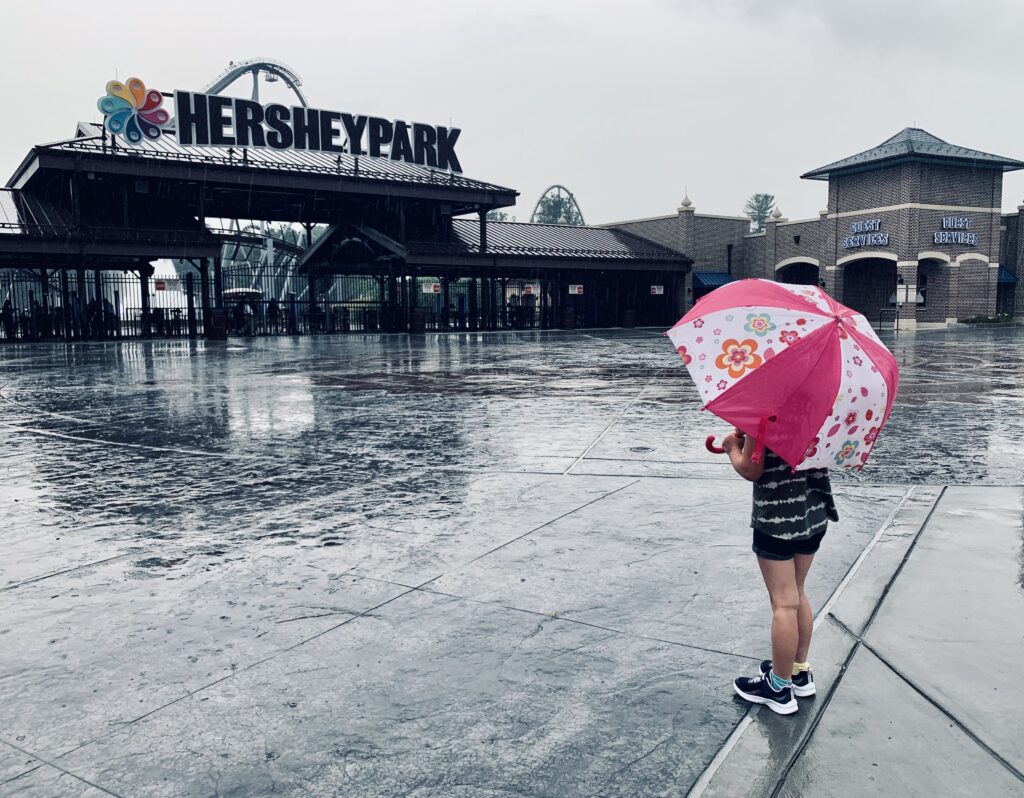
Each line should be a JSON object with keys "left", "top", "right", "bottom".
{"left": 97, "top": 78, "right": 169, "bottom": 144}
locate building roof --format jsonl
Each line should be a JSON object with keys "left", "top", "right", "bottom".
{"left": 693, "top": 272, "right": 735, "bottom": 289}
{"left": 0, "top": 188, "right": 74, "bottom": 236}
{"left": 10, "top": 123, "right": 517, "bottom": 200}
{"left": 409, "top": 219, "right": 689, "bottom": 262}
{"left": 801, "top": 128, "right": 1024, "bottom": 180}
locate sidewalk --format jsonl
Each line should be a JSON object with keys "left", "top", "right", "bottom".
{"left": 695, "top": 486, "right": 1024, "bottom": 797}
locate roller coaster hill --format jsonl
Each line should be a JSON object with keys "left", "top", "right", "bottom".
{"left": 0, "top": 59, "right": 691, "bottom": 342}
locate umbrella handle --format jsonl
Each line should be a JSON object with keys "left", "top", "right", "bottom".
{"left": 705, "top": 435, "right": 727, "bottom": 455}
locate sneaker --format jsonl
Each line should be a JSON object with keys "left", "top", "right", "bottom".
{"left": 759, "top": 660, "right": 816, "bottom": 697}
{"left": 733, "top": 672, "right": 798, "bottom": 715}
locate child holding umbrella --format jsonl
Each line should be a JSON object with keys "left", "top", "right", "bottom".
{"left": 722, "top": 427, "right": 837, "bottom": 714}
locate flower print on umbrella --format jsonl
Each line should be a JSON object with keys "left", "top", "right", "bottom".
{"left": 693, "top": 319, "right": 705, "bottom": 328}
{"left": 834, "top": 439, "right": 860, "bottom": 466}
{"left": 714, "top": 338, "right": 763, "bottom": 379}
{"left": 852, "top": 355, "right": 863, "bottom": 367}
{"left": 863, "top": 427, "right": 879, "bottom": 445}
{"left": 677, "top": 345, "right": 692, "bottom": 365}
{"left": 845, "top": 411, "right": 858, "bottom": 427}
{"left": 779, "top": 330, "right": 801, "bottom": 345}
{"left": 744, "top": 312, "right": 776, "bottom": 337}
{"left": 805, "top": 436, "right": 820, "bottom": 458}
{"left": 716, "top": 379, "right": 728, "bottom": 391}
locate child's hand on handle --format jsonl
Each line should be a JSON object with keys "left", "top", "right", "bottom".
{"left": 722, "top": 427, "right": 746, "bottom": 453}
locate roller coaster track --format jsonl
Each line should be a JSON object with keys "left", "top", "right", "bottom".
{"left": 201, "top": 58, "right": 308, "bottom": 107}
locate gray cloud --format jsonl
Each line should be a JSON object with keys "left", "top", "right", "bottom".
{"left": 2, "top": 0, "right": 1023, "bottom": 224}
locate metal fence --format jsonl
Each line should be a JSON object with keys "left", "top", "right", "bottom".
{"left": 2, "top": 267, "right": 678, "bottom": 343}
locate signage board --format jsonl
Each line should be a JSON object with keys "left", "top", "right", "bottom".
{"left": 568, "top": 284, "right": 584, "bottom": 295}
{"left": 422, "top": 283, "right": 441, "bottom": 294}
{"left": 934, "top": 217, "right": 978, "bottom": 245}
{"left": 651, "top": 285, "right": 664, "bottom": 295}
{"left": 841, "top": 218, "right": 889, "bottom": 249}
{"left": 97, "top": 77, "right": 463, "bottom": 172}
{"left": 154, "top": 280, "right": 166, "bottom": 291}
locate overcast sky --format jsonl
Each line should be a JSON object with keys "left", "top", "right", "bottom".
{"left": 4, "top": 0, "right": 1024, "bottom": 224}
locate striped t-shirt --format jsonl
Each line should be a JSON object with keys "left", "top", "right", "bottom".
{"left": 751, "top": 450, "right": 839, "bottom": 541}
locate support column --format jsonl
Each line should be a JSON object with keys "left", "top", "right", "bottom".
{"left": 480, "top": 277, "right": 490, "bottom": 330}
{"left": 199, "top": 259, "right": 211, "bottom": 335}
{"left": 441, "top": 274, "right": 451, "bottom": 330}
{"left": 765, "top": 207, "right": 786, "bottom": 278}
{"left": 93, "top": 270, "right": 104, "bottom": 340}
{"left": 500, "top": 279, "right": 509, "bottom": 329}
{"left": 76, "top": 268, "right": 88, "bottom": 340}
{"left": 139, "top": 263, "right": 154, "bottom": 338}
{"left": 186, "top": 272, "right": 197, "bottom": 339}
{"left": 387, "top": 272, "right": 399, "bottom": 332}
{"left": 825, "top": 265, "right": 842, "bottom": 308}
{"left": 946, "top": 260, "right": 960, "bottom": 325}
{"left": 39, "top": 269, "right": 49, "bottom": 339}
{"left": 896, "top": 260, "right": 919, "bottom": 332}
{"left": 468, "top": 278, "right": 478, "bottom": 331}
{"left": 59, "top": 270, "right": 72, "bottom": 341}
{"left": 213, "top": 257, "right": 224, "bottom": 308}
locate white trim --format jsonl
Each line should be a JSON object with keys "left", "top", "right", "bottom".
{"left": 896, "top": 260, "right": 919, "bottom": 267}
{"left": 695, "top": 213, "right": 751, "bottom": 222}
{"left": 776, "top": 217, "right": 822, "bottom": 227}
{"left": 989, "top": 262, "right": 1001, "bottom": 268}
{"left": 744, "top": 232, "right": 766, "bottom": 238}
{"left": 825, "top": 265, "right": 838, "bottom": 271}
{"left": 598, "top": 214, "right": 676, "bottom": 227}
{"left": 954, "top": 252, "right": 990, "bottom": 264}
{"left": 827, "top": 203, "right": 1001, "bottom": 219}
{"left": 836, "top": 251, "right": 898, "bottom": 266}
{"left": 775, "top": 256, "right": 821, "bottom": 270}
{"left": 916, "top": 251, "right": 951, "bottom": 263}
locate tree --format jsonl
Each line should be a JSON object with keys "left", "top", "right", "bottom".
{"left": 744, "top": 193, "right": 776, "bottom": 233}
{"left": 533, "top": 193, "right": 584, "bottom": 225}
{"left": 486, "top": 210, "right": 512, "bottom": 222}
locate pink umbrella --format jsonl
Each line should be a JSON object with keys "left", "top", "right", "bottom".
{"left": 666, "top": 279, "right": 899, "bottom": 470}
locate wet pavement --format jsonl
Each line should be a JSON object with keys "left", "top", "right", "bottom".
{"left": 1, "top": 327, "right": 1023, "bottom": 796}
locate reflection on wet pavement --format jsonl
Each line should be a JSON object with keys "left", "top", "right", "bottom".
{"left": 0, "top": 327, "right": 1021, "bottom": 795}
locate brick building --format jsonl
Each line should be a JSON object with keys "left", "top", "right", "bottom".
{"left": 607, "top": 128, "right": 1024, "bottom": 329}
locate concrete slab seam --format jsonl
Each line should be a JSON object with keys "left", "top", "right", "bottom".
{"left": 0, "top": 738, "right": 128, "bottom": 798}
{"left": 767, "top": 486, "right": 949, "bottom": 797}
{"left": 564, "top": 361, "right": 667, "bottom": 473}
{"left": 0, "top": 551, "right": 142, "bottom": 593}
{"left": 459, "top": 479, "right": 640, "bottom": 567}
{"left": 848, "top": 627, "right": 1024, "bottom": 783}
{"left": 813, "top": 486, "right": 916, "bottom": 631}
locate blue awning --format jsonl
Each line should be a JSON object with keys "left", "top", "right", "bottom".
{"left": 693, "top": 272, "right": 735, "bottom": 289}
{"left": 998, "top": 266, "right": 1017, "bottom": 285}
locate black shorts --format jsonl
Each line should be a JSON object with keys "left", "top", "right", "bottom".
{"left": 752, "top": 528, "right": 825, "bottom": 561}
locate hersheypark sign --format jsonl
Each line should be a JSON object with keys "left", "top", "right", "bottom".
{"left": 97, "top": 77, "right": 463, "bottom": 173}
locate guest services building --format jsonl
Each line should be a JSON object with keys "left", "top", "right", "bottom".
{"left": 609, "top": 128, "right": 1024, "bottom": 329}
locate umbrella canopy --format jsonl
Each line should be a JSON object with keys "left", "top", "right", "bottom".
{"left": 666, "top": 279, "right": 899, "bottom": 471}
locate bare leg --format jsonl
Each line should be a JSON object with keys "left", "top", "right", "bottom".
{"left": 793, "top": 553, "right": 816, "bottom": 666}
{"left": 757, "top": 556, "right": 800, "bottom": 682}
